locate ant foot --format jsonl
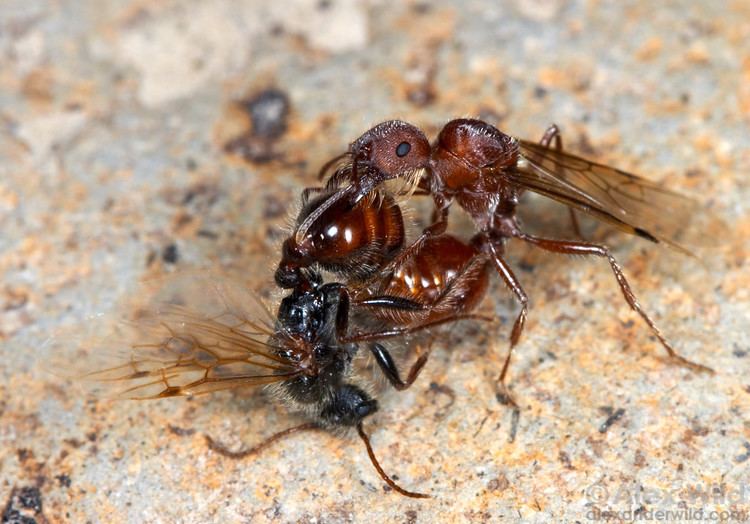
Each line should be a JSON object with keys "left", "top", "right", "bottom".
{"left": 669, "top": 354, "right": 715, "bottom": 375}
{"left": 495, "top": 383, "right": 519, "bottom": 410}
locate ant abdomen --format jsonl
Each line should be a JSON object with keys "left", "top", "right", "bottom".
{"left": 375, "top": 234, "right": 490, "bottom": 325}
{"left": 276, "top": 190, "right": 405, "bottom": 287}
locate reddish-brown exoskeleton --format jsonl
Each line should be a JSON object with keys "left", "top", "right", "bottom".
{"left": 275, "top": 188, "right": 406, "bottom": 289}
{"left": 275, "top": 182, "right": 493, "bottom": 339}
{"left": 319, "top": 118, "right": 715, "bottom": 406}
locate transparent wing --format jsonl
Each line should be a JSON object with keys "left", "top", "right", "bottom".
{"left": 511, "top": 140, "right": 727, "bottom": 252}
{"left": 49, "top": 271, "right": 303, "bottom": 400}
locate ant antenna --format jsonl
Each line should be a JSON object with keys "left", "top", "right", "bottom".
{"left": 317, "top": 151, "right": 351, "bottom": 181}
{"left": 205, "top": 422, "right": 320, "bottom": 459}
{"left": 356, "top": 422, "right": 430, "bottom": 499}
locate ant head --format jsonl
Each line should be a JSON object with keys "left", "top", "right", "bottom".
{"left": 350, "top": 120, "right": 430, "bottom": 181}
{"left": 321, "top": 384, "right": 378, "bottom": 427}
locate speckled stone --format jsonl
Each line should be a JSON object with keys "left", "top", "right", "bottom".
{"left": 1, "top": 1, "right": 748, "bottom": 522}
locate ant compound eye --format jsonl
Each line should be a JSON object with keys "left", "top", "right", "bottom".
{"left": 395, "top": 141, "right": 411, "bottom": 157}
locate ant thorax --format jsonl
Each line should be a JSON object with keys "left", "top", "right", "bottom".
{"left": 267, "top": 276, "right": 378, "bottom": 429}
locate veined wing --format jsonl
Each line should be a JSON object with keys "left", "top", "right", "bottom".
{"left": 53, "top": 271, "right": 304, "bottom": 400}
{"left": 511, "top": 140, "right": 726, "bottom": 252}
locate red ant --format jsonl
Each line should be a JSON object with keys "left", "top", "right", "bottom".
{"left": 318, "top": 118, "right": 715, "bottom": 406}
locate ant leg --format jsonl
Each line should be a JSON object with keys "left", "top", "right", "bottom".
{"left": 486, "top": 241, "right": 529, "bottom": 408}
{"left": 334, "top": 286, "right": 351, "bottom": 341}
{"left": 355, "top": 296, "right": 425, "bottom": 311}
{"left": 539, "top": 125, "right": 582, "bottom": 238}
{"left": 326, "top": 284, "right": 426, "bottom": 340}
{"left": 205, "top": 422, "right": 321, "bottom": 459}
{"left": 376, "top": 202, "right": 451, "bottom": 286}
{"left": 367, "top": 254, "right": 489, "bottom": 390}
{"left": 341, "top": 313, "right": 492, "bottom": 343}
{"left": 370, "top": 343, "right": 431, "bottom": 391}
{"left": 539, "top": 123, "right": 562, "bottom": 150}
{"left": 567, "top": 208, "right": 582, "bottom": 238}
{"left": 516, "top": 232, "right": 714, "bottom": 373}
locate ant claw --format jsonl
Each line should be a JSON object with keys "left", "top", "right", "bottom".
{"left": 495, "top": 386, "right": 519, "bottom": 410}
{"left": 671, "top": 355, "right": 715, "bottom": 375}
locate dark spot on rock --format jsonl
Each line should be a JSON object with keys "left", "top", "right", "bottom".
{"left": 269, "top": 23, "right": 284, "bottom": 36}
{"left": 533, "top": 86, "right": 548, "bottom": 99}
{"left": 185, "top": 157, "right": 197, "bottom": 171}
{"left": 317, "top": 0, "right": 331, "bottom": 9}
{"left": 225, "top": 135, "right": 276, "bottom": 164}
{"left": 2, "top": 486, "right": 45, "bottom": 524}
{"left": 518, "top": 260, "right": 535, "bottom": 272}
{"left": 162, "top": 243, "right": 179, "bottom": 264}
{"left": 55, "top": 474, "right": 71, "bottom": 488}
{"left": 242, "top": 88, "right": 290, "bottom": 140}
{"left": 63, "top": 438, "right": 83, "bottom": 449}
{"left": 86, "top": 431, "right": 97, "bottom": 442}
{"left": 265, "top": 225, "right": 286, "bottom": 242}
{"left": 412, "top": 3, "right": 431, "bottom": 13}
{"left": 16, "top": 488, "right": 41, "bottom": 513}
{"left": 406, "top": 84, "right": 437, "bottom": 107}
{"left": 404, "top": 509, "right": 418, "bottom": 524}
{"left": 598, "top": 407, "right": 625, "bottom": 433}
{"left": 168, "top": 425, "right": 196, "bottom": 437}
{"left": 197, "top": 230, "right": 218, "bottom": 239}
{"left": 3, "top": 287, "right": 28, "bottom": 311}
{"left": 558, "top": 450, "right": 574, "bottom": 469}
{"left": 734, "top": 441, "right": 750, "bottom": 463}
{"left": 263, "top": 193, "right": 287, "bottom": 219}
{"left": 733, "top": 347, "right": 747, "bottom": 358}
{"left": 486, "top": 474, "right": 510, "bottom": 492}
{"left": 224, "top": 87, "right": 291, "bottom": 164}
{"left": 690, "top": 423, "right": 709, "bottom": 437}
{"left": 161, "top": 182, "right": 221, "bottom": 210}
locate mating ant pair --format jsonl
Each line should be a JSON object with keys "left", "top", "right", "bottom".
{"left": 85, "top": 118, "right": 716, "bottom": 499}
{"left": 87, "top": 164, "right": 490, "bottom": 498}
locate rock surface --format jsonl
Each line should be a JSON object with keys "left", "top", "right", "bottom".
{"left": 1, "top": 1, "right": 748, "bottom": 522}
